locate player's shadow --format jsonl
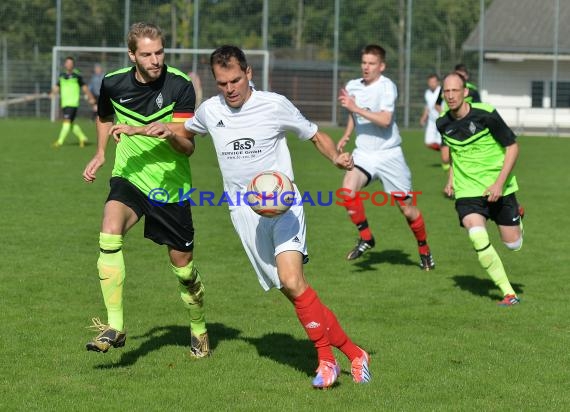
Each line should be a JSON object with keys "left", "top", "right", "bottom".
{"left": 240, "top": 332, "right": 316, "bottom": 376}
{"left": 352, "top": 249, "right": 418, "bottom": 272}
{"left": 451, "top": 274, "right": 525, "bottom": 301}
{"left": 241, "top": 332, "right": 377, "bottom": 382}
{"left": 94, "top": 322, "right": 241, "bottom": 369}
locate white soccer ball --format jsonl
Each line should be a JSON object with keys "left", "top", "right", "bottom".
{"left": 246, "top": 170, "right": 295, "bottom": 217}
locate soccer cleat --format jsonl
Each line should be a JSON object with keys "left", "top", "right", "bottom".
{"left": 351, "top": 348, "right": 371, "bottom": 383}
{"left": 190, "top": 332, "right": 212, "bottom": 358}
{"left": 497, "top": 294, "right": 520, "bottom": 307}
{"left": 79, "top": 138, "right": 88, "bottom": 148}
{"left": 419, "top": 252, "right": 435, "bottom": 271}
{"left": 346, "top": 237, "right": 375, "bottom": 260}
{"left": 86, "top": 317, "right": 126, "bottom": 353}
{"left": 312, "top": 360, "right": 340, "bottom": 389}
{"left": 52, "top": 141, "right": 62, "bottom": 148}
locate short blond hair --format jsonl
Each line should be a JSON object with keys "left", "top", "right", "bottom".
{"left": 127, "top": 22, "right": 164, "bottom": 53}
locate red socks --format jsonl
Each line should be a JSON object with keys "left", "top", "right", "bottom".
{"left": 293, "top": 287, "right": 335, "bottom": 363}
{"left": 409, "top": 213, "right": 430, "bottom": 254}
{"left": 344, "top": 196, "right": 373, "bottom": 241}
{"left": 321, "top": 304, "right": 362, "bottom": 361}
{"left": 294, "top": 287, "right": 363, "bottom": 362}
{"left": 346, "top": 194, "right": 430, "bottom": 255}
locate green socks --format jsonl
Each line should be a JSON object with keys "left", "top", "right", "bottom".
{"left": 56, "top": 122, "right": 71, "bottom": 144}
{"left": 469, "top": 227, "right": 515, "bottom": 296}
{"left": 72, "top": 124, "right": 88, "bottom": 142}
{"left": 172, "top": 262, "right": 207, "bottom": 336}
{"left": 98, "top": 233, "right": 125, "bottom": 331}
{"left": 56, "top": 122, "right": 87, "bottom": 145}
{"left": 97, "top": 233, "right": 207, "bottom": 336}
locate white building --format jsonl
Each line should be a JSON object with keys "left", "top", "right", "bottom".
{"left": 463, "top": 0, "right": 570, "bottom": 134}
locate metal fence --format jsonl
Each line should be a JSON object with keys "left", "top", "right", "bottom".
{"left": 1, "top": 0, "right": 567, "bottom": 134}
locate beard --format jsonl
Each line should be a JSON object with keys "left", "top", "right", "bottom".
{"left": 135, "top": 62, "right": 163, "bottom": 83}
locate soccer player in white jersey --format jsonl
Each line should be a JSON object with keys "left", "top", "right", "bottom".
{"left": 420, "top": 73, "right": 442, "bottom": 151}
{"left": 110, "top": 45, "right": 371, "bottom": 389}
{"left": 337, "top": 44, "right": 435, "bottom": 270}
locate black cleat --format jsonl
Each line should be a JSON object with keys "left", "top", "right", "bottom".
{"left": 419, "top": 253, "right": 435, "bottom": 271}
{"left": 346, "top": 237, "right": 375, "bottom": 260}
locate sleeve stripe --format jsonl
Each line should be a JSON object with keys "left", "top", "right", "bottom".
{"left": 173, "top": 112, "right": 194, "bottom": 121}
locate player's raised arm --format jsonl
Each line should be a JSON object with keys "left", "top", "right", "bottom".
{"left": 339, "top": 93, "right": 393, "bottom": 128}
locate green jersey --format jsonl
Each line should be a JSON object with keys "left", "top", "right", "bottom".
{"left": 98, "top": 65, "right": 196, "bottom": 203}
{"left": 57, "top": 69, "right": 84, "bottom": 108}
{"left": 436, "top": 102, "right": 518, "bottom": 199}
{"left": 465, "top": 82, "right": 481, "bottom": 104}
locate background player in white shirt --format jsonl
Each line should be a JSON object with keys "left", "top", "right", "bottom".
{"left": 112, "top": 45, "right": 371, "bottom": 389}
{"left": 420, "top": 73, "right": 442, "bottom": 151}
{"left": 337, "top": 44, "right": 435, "bottom": 270}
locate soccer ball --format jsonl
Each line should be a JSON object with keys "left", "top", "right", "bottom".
{"left": 246, "top": 170, "right": 295, "bottom": 217}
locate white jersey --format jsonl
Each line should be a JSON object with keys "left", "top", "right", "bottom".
{"left": 423, "top": 85, "right": 442, "bottom": 146}
{"left": 345, "top": 75, "right": 401, "bottom": 151}
{"left": 185, "top": 90, "right": 317, "bottom": 206}
{"left": 424, "top": 85, "right": 441, "bottom": 123}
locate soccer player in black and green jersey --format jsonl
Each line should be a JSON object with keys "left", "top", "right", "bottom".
{"left": 437, "top": 72, "right": 523, "bottom": 306}
{"left": 51, "top": 56, "right": 96, "bottom": 147}
{"left": 82, "top": 22, "right": 210, "bottom": 356}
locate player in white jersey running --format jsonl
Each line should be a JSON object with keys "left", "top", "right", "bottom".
{"left": 420, "top": 73, "right": 442, "bottom": 151}
{"left": 110, "top": 45, "right": 371, "bottom": 389}
{"left": 337, "top": 44, "right": 435, "bottom": 270}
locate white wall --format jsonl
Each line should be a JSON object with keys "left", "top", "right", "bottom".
{"left": 481, "top": 60, "right": 570, "bottom": 130}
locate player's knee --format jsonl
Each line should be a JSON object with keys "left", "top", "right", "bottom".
{"left": 468, "top": 226, "right": 489, "bottom": 250}
{"left": 173, "top": 261, "right": 204, "bottom": 305}
{"left": 97, "top": 233, "right": 125, "bottom": 285}
{"left": 503, "top": 237, "right": 523, "bottom": 252}
{"left": 99, "top": 232, "right": 123, "bottom": 253}
{"left": 172, "top": 261, "right": 203, "bottom": 290}
{"left": 172, "top": 260, "right": 195, "bottom": 282}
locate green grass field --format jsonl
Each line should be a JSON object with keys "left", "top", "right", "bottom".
{"left": 0, "top": 118, "right": 568, "bottom": 411}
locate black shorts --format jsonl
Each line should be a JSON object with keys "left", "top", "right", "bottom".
{"left": 107, "top": 177, "right": 195, "bottom": 251}
{"left": 455, "top": 193, "right": 521, "bottom": 227}
{"left": 62, "top": 107, "right": 78, "bottom": 121}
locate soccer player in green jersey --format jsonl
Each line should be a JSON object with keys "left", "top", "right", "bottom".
{"left": 436, "top": 64, "right": 481, "bottom": 172}
{"left": 82, "top": 22, "right": 210, "bottom": 357}
{"left": 437, "top": 72, "right": 523, "bottom": 306}
{"left": 454, "top": 64, "right": 481, "bottom": 103}
{"left": 51, "top": 56, "right": 96, "bottom": 148}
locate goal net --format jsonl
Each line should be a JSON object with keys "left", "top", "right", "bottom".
{"left": 51, "top": 46, "right": 270, "bottom": 121}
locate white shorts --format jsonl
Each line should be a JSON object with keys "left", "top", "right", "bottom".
{"left": 353, "top": 146, "right": 412, "bottom": 194}
{"left": 229, "top": 191, "right": 307, "bottom": 291}
{"left": 424, "top": 121, "right": 442, "bottom": 146}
